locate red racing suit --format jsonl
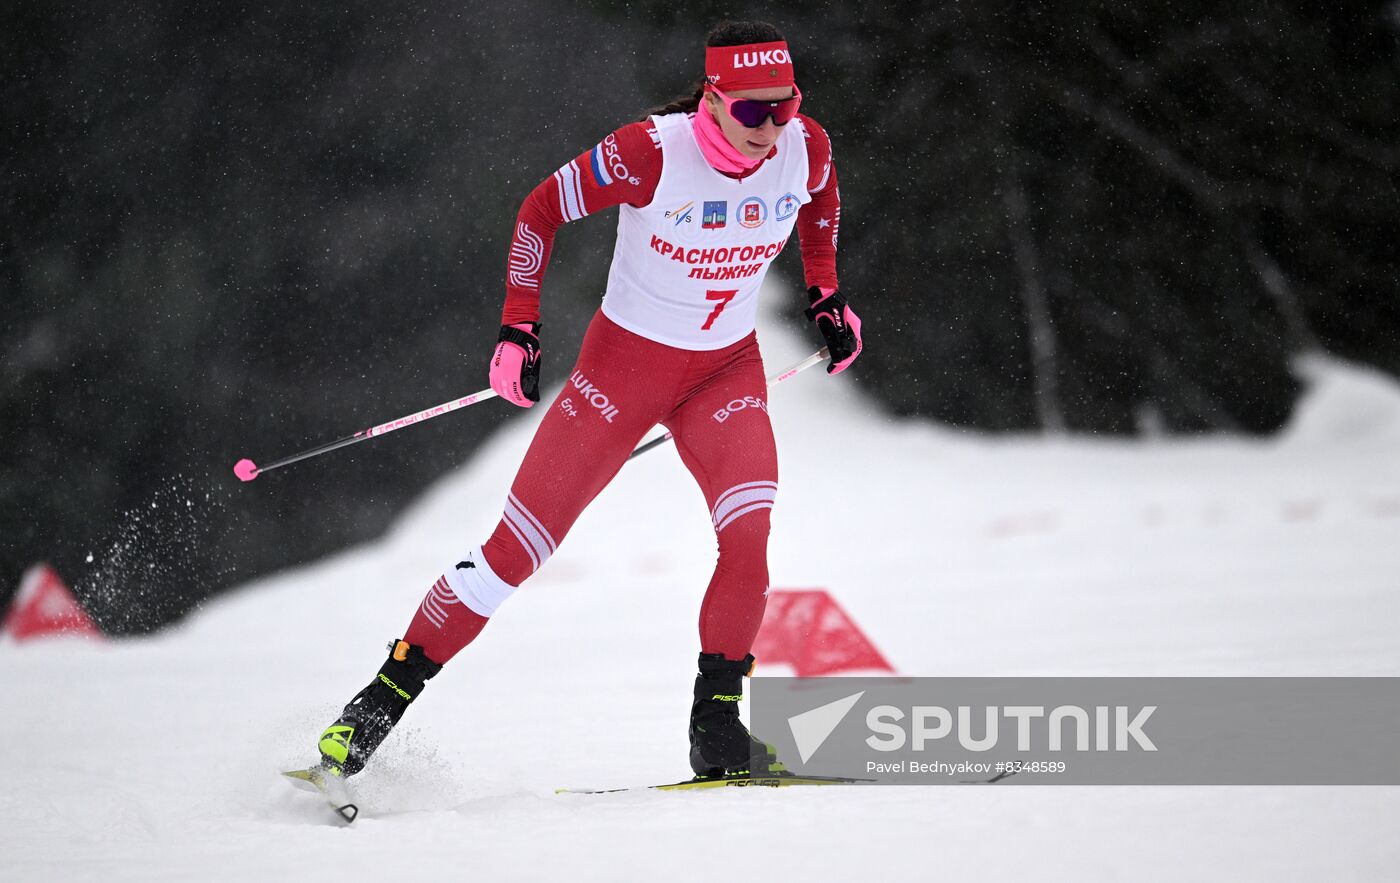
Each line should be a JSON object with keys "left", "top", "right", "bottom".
{"left": 403, "top": 111, "right": 841, "bottom": 664}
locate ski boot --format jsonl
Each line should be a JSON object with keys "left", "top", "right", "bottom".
{"left": 317, "top": 638, "right": 442, "bottom": 777}
{"left": 688, "top": 652, "right": 778, "bottom": 778}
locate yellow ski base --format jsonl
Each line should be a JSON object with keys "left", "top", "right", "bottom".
{"left": 557, "top": 774, "right": 868, "bottom": 795}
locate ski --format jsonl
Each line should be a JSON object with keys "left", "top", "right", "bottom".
{"left": 282, "top": 766, "right": 359, "bottom": 823}
{"left": 556, "top": 772, "right": 871, "bottom": 795}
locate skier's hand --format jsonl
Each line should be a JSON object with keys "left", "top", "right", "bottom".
{"left": 490, "top": 322, "right": 542, "bottom": 407}
{"left": 804, "top": 287, "right": 863, "bottom": 375}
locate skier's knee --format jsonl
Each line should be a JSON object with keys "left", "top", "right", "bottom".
{"left": 710, "top": 480, "right": 776, "bottom": 542}
{"left": 444, "top": 546, "right": 516, "bottom": 616}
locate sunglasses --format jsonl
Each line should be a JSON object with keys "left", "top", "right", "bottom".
{"left": 706, "top": 83, "right": 803, "bottom": 128}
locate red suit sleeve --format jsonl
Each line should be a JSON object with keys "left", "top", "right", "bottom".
{"left": 501, "top": 122, "right": 663, "bottom": 326}
{"left": 795, "top": 114, "right": 841, "bottom": 292}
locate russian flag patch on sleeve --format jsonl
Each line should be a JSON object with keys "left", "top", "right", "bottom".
{"left": 590, "top": 142, "right": 613, "bottom": 187}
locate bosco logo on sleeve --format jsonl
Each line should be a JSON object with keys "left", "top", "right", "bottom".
{"left": 590, "top": 134, "right": 641, "bottom": 187}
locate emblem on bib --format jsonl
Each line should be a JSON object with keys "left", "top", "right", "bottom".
{"left": 737, "top": 196, "right": 767, "bottom": 229}
{"left": 666, "top": 201, "right": 696, "bottom": 226}
{"left": 775, "top": 192, "right": 800, "bottom": 221}
{"left": 702, "top": 200, "right": 728, "bottom": 229}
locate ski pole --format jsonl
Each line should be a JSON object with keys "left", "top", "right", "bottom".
{"left": 234, "top": 347, "right": 830, "bottom": 481}
{"left": 233, "top": 387, "right": 499, "bottom": 482}
{"left": 626, "top": 347, "right": 829, "bottom": 461}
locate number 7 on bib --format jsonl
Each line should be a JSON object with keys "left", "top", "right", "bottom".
{"left": 702, "top": 289, "right": 739, "bottom": 330}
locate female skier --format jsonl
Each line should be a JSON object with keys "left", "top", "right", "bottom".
{"left": 314, "top": 20, "right": 862, "bottom": 781}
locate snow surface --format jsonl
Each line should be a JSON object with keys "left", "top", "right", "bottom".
{"left": 6, "top": 287, "right": 1400, "bottom": 881}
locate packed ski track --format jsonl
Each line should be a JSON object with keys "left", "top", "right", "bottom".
{"left": 6, "top": 290, "right": 1400, "bottom": 881}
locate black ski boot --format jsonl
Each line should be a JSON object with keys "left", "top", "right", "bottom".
{"left": 317, "top": 639, "right": 442, "bottom": 777}
{"left": 688, "top": 652, "right": 775, "bottom": 778}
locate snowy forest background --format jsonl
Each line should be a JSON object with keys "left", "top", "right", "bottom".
{"left": 4, "top": 1, "right": 1398, "bottom": 630}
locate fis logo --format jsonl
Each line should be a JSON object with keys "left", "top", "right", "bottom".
{"left": 702, "top": 201, "right": 727, "bottom": 229}
{"left": 665, "top": 201, "right": 695, "bottom": 226}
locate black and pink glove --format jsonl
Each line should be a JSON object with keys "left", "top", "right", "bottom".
{"left": 804, "top": 287, "right": 863, "bottom": 375}
{"left": 489, "top": 322, "right": 542, "bottom": 407}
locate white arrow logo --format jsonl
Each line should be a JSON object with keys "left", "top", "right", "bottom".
{"left": 787, "top": 691, "right": 865, "bottom": 763}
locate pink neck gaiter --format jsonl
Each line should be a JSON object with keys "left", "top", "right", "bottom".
{"left": 693, "top": 102, "right": 763, "bottom": 176}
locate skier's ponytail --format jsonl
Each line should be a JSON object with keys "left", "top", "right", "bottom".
{"left": 641, "top": 20, "right": 787, "bottom": 120}
{"left": 644, "top": 79, "right": 706, "bottom": 119}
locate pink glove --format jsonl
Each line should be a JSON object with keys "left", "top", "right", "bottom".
{"left": 490, "top": 323, "right": 542, "bottom": 407}
{"left": 804, "top": 287, "right": 863, "bottom": 374}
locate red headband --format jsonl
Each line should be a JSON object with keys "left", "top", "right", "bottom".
{"left": 705, "top": 40, "right": 795, "bottom": 92}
